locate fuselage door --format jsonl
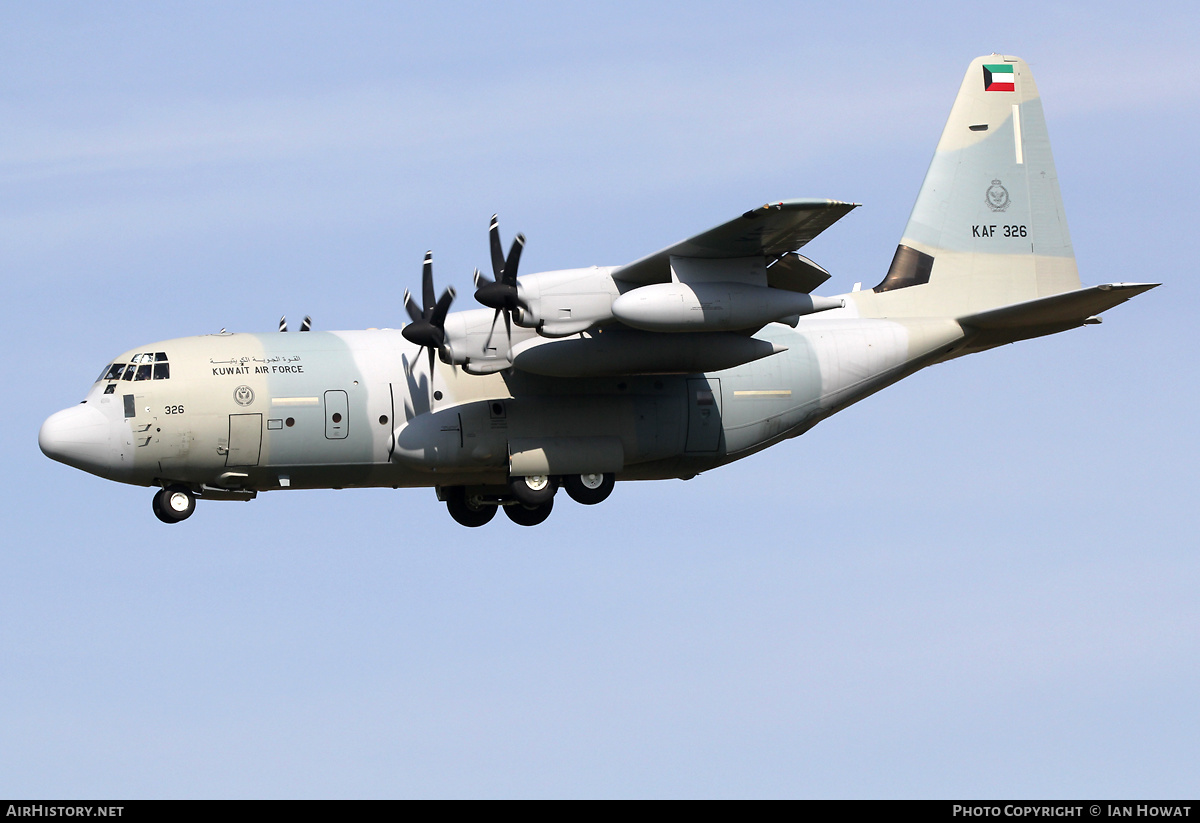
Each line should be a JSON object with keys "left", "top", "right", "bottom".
{"left": 325, "top": 390, "right": 349, "bottom": 440}
{"left": 227, "top": 413, "right": 263, "bottom": 466}
{"left": 685, "top": 377, "right": 723, "bottom": 452}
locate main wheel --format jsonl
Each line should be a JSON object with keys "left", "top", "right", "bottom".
{"left": 445, "top": 487, "right": 497, "bottom": 527}
{"left": 509, "top": 474, "right": 556, "bottom": 507}
{"left": 504, "top": 497, "right": 554, "bottom": 526}
{"left": 563, "top": 472, "right": 615, "bottom": 505}
{"left": 151, "top": 489, "right": 173, "bottom": 523}
{"left": 155, "top": 485, "right": 195, "bottom": 522}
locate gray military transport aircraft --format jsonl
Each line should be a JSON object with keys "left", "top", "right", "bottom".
{"left": 40, "top": 55, "right": 1156, "bottom": 527}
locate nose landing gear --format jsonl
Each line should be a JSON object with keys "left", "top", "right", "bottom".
{"left": 152, "top": 485, "right": 196, "bottom": 523}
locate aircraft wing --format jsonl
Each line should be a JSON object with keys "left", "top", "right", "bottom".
{"left": 612, "top": 198, "right": 859, "bottom": 286}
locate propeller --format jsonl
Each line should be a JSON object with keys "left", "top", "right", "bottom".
{"left": 299, "top": 315, "right": 312, "bottom": 332}
{"left": 473, "top": 214, "right": 527, "bottom": 348}
{"left": 279, "top": 315, "right": 287, "bottom": 333}
{"left": 402, "top": 250, "right": 456, "bottom": 376}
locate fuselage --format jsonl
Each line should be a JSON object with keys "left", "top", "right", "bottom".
{"left": 39, "top": 307, "right": 965, "bottom": 498}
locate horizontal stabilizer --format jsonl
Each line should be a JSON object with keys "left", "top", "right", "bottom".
{"left": 614, "top": 199, "right": 858, "bottom": 285}
{"left": 957, "top": 282, "right": 1158, "bottom": 349}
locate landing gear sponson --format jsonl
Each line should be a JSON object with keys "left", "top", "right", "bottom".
{"left": 439, "top": 472, "right": 615, "bottom": 527}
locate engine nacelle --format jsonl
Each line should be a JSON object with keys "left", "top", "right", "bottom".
{"left": 513, "top": 267, "right": 620, "bottom": 337}
{"left": 611, "top": 282, "right": 843, "bottom": 332}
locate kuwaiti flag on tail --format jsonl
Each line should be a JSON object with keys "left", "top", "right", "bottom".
{"left": 983, "top": 63, "right": 1015, "bottom": 92}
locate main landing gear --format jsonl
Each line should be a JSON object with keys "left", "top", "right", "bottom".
{"left": 152, "top": 484, "right": 196, "bottom": 523}
{"left": 563, "top": 472, "right": 615, "bottom": 506}
{"left": 444, "top": 486, "right": 498, "bottom": 528}
{"left": 442, "top": 472, "right": 615, "bottom": 528}
{"left": 504, "top": 496, "right": 554, "bottom": 526}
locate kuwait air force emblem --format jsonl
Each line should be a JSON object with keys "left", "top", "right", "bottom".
{"left": 985, "top": 179, "right": 1011, "bottom": 212}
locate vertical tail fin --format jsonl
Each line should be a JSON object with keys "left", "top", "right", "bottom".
{"left": 857, "top": 55, "right": 1081, "bottom": 318}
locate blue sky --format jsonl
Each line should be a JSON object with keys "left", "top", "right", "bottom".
{"left": 3, "top": 0, "right": 1198, "bottom": 798}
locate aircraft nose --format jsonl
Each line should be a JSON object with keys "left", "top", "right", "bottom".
{"left": 39, "top": 404, "right": 113, "bottom": 474}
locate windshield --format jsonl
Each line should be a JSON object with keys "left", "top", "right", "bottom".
{"left": 99, "top": 352, "right": 172, "bottom": 382}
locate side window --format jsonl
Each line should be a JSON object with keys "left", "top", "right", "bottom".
{"left": 153, "top": 362, "right": 170, "bottom": 380}
{"left": 123, "top": 394, "right": 135, "bottom": 418}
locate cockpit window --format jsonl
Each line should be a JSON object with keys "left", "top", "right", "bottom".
{"left": 106, "top": 353, "right": 169, "bottom": 382}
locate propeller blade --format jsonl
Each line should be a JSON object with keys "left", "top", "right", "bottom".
{"left": 279, "top": 315, "right": 287, "bottom": 333}
{"left": 421, "top": 251, "right": 435, "bottom": 315}
{"left": 473, "top": 267, "right": 490, "bottom": 289}
{"left": 300, "top": 316, "right": 312, "bottom": 332}
{"left": 403, "top": 289, "right": 423, "bottom": 325}
{"left": 431, "top": 287, "right": 456, "bottom": 329}
{"left": 504, "top": 306, "right": 512, "bottom": 350}
{"left": 489, "top": 215, "right": 505, "bottom": 280}
{"left": 484, "top": 308, "right": 502, "bottom": 349}
{"left": 503, "top": 234, "right": 525, "bottom": 286}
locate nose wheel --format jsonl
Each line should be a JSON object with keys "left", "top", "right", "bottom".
{"left": 152, "top": 485, "right": 196, "bottom": 523}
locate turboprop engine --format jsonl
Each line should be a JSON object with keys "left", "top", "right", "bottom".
{"left": 611, "top": 281, "right": 843, "bottom": 332}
